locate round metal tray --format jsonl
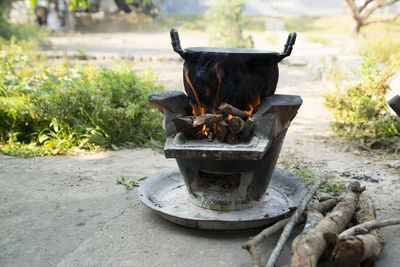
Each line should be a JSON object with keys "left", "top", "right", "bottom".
{"left": 138, "top": 167, "right": 307, "bottom": 230}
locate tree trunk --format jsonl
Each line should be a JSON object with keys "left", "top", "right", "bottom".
{"left": 353, "top": 19, "right": 363, "bottom": 35}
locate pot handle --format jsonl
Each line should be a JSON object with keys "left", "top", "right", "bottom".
{"left": 170, "top": 28, "right": 186, "bottom": 58}
{"left": 279, "top": 32, "right": 297, "bottom": 60}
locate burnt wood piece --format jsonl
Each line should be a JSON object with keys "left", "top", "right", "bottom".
{"left": 149, "top": 91, "right": 192, "bottom": 137}
{"left": 171, "top": 116, "right": 201, "bottom": 136}
{"left": 228, "top": 116, "right": 246, "bottom": 135}
{"left": 219, "top": 102, "right": 250, "bottom": 120}
{"left": 388, "top": 95, "right": 400, "bottom": 118}
{"left": 238, "top": 117, "right": 255, "bottom": 141}
{"left": 216, "top": 121, "right": 229, "bottom": 142}
{"left": 192, "top": 114, "right": 223, "bottom": 127}
{"left": 253, "top": 94, "right": 302, "bottom": 140}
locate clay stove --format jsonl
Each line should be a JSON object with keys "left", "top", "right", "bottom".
{"left": 138, "top": 30, "right": 307, "bottom": 230}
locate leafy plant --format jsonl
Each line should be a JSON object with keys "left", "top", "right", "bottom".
{"left": 117, "top": 175, "right": 147, "bottom": 190}
{"left": 0, "top": 42, "right": 165, "bottom": 157}
{"left": 291, "top": 167, "right": 345, "bottom": 196}
{"left": 204, "top": 0, "right": 252, "bottom": 48}
{"left": 324, "top": 58, "right": 400, "bottom": 149}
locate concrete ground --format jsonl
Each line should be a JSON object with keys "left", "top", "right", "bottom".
{"left": 1, "top": 32, "right": 399, "bottom": 266}
{"left": 1, "top": 149, "right": 399, "bottom": 267}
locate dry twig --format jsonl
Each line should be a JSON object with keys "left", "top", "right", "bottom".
{"left": 340, "top": 217, "right": 400, "bottom": 238}
{"left": 265, "top": 177, "right": 327, "bottom": 267}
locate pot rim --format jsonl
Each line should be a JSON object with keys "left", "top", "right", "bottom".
{"left": 170, "top": 28, "right": 296, "bottom": 61}
{"left": 184, "top": 46, "right": 279, "bottom": 55}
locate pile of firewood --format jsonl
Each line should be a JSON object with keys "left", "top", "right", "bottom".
{"left": 242, "top": 181, "right": 400, "bottom": 267}
{"left": 171, "top": 102, "right": 254, "bottom": 144}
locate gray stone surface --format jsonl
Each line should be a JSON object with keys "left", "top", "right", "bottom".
{"left": 1, "top": 150, "right": 399, "bottom": 267}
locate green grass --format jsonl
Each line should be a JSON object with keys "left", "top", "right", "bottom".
{"left": 279, "top": 151, "right": 346, "bottom": 197}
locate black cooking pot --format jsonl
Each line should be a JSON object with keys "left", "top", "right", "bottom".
{"left": 170, "top": 29, "right": 296, "bottom": 114}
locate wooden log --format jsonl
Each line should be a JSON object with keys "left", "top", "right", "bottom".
{"left": 388, "top": 95, "right": 400, "bottom": 118}
{"left": 242, "top": 197, "right": 339, "bottom": 267}
{"left": 265, "top": 177, "right": 328, "bottom": 267}
{"left": 288, "top": 182, "right": 366, "bottom": 267}
{"left": 228, "top": 116, "right": 246, "bottom": 135}
{"left": 339, "top": 217, "right": 400, "bottom": 238}
{"left": 308, "top": 197, "right": 341, "bottom": 215}
{"left": 216, "top": 121, "right": 229, "bottom": 142}
{"left": 333, "top": 198, "right": 389, "bottom": 267}
{"left": 238, "top": 117, "right": 255, "bottom": 141}
{"left": 193, "top": 114, "right": 223, "bottom": 128}
{"left": 242, "top": 218, "right": 291, "bottom": 267}
{"left": 226, "top": 134, "right": 237, "bottom": 144}
{"left": 171, "top": 116, "right": 200, "bottom": 135}
{"left": 219, "top": 102, "right": 251, "bottom": 120}
{"left": 172, "top": 114, "right": 223, "bottom": 136}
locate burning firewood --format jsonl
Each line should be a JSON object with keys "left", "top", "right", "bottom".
{"left": 219, "top": 102, "right": 251, "bottom": 120}
{"left": 216, "top": 121, "right": 229, "bottom": 142}
{"left": 228, "top": 116, "right": 246, "bottom": 135}
{"left": 192, "top": 114, "right": 223, "bottom": 128}
{"left": 171, "top": 103, "right": 255, "bottom": 144}
{"left": 171, "top": 116, "right": 200, "bottom": 136}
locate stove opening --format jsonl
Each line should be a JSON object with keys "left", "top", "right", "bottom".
{"left": 197, "top": 171, "right": 241, "bottom": 192}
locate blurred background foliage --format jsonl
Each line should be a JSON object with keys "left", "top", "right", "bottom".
{"left": 0, "top": 41, "right": 164, "bottom": 156}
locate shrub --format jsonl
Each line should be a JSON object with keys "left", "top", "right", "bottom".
{"left": 324, "top": 58, "right": 400, "bottom": 149}
{"left": 358, "top": 37, "right": 400, "bottom": 65}
{"left": 204, "top": 0, "right": 252, "bottom": 48}
{"left": 0, "top": 42, "right": 165, "bottom": 156}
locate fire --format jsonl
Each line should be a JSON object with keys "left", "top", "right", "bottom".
{"left": 185, "top": 68, "right": 202, "bottom": 115}
{"left": 212, "top": 55, "right": 228, "bottom": 113}
{"left": 184, "top": 56, "right": 261, "bottom": 138}
{"left": 245, "top": 92, "right": 261, "bottom": 115}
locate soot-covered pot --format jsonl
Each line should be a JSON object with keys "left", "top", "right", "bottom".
{"left": 170, "top": 28, "right": 296, "bottom": 114}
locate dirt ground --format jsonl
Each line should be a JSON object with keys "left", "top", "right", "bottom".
{"left": 1, "top": 32, "right": 400, "bottom": 266}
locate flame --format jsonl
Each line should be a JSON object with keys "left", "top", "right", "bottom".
{"left": 199, "top": 124, "right": 211, "bottom": 137}
{"left": 245, "top": 92, "right": 261, "bottom": 115}
{"left": 185, "top": 68, "right": 202, "bottom": 115}
{"left": 184, "top": 54, "right": 262, "bottom": 138}
{"left": 212, "top": 55, "right": 228, "bottom": 113}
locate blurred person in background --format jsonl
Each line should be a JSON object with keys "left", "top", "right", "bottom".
{"left": 47, "top": 0, "right": 61, "bottom": 31}
{"left": 35, "top": 0, "right": 48, "bottom": 25}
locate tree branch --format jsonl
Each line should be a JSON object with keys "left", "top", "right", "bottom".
{"left": 241, "top": 198, "right": 339, "bottom": 267}
{"left": 364, "top": 13, "right": 400, "bottom": 25}
{"left": 339, "top": 218, "right": 400, "bottom": 238}
{"left": 361, "top": 0, "right": 400, "bottom": 19}
{"left": 242, "top": 218, "right": 292, "bottom": 267}
{"left": 265, "top": 177, "right": 327, "bottom": 267}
